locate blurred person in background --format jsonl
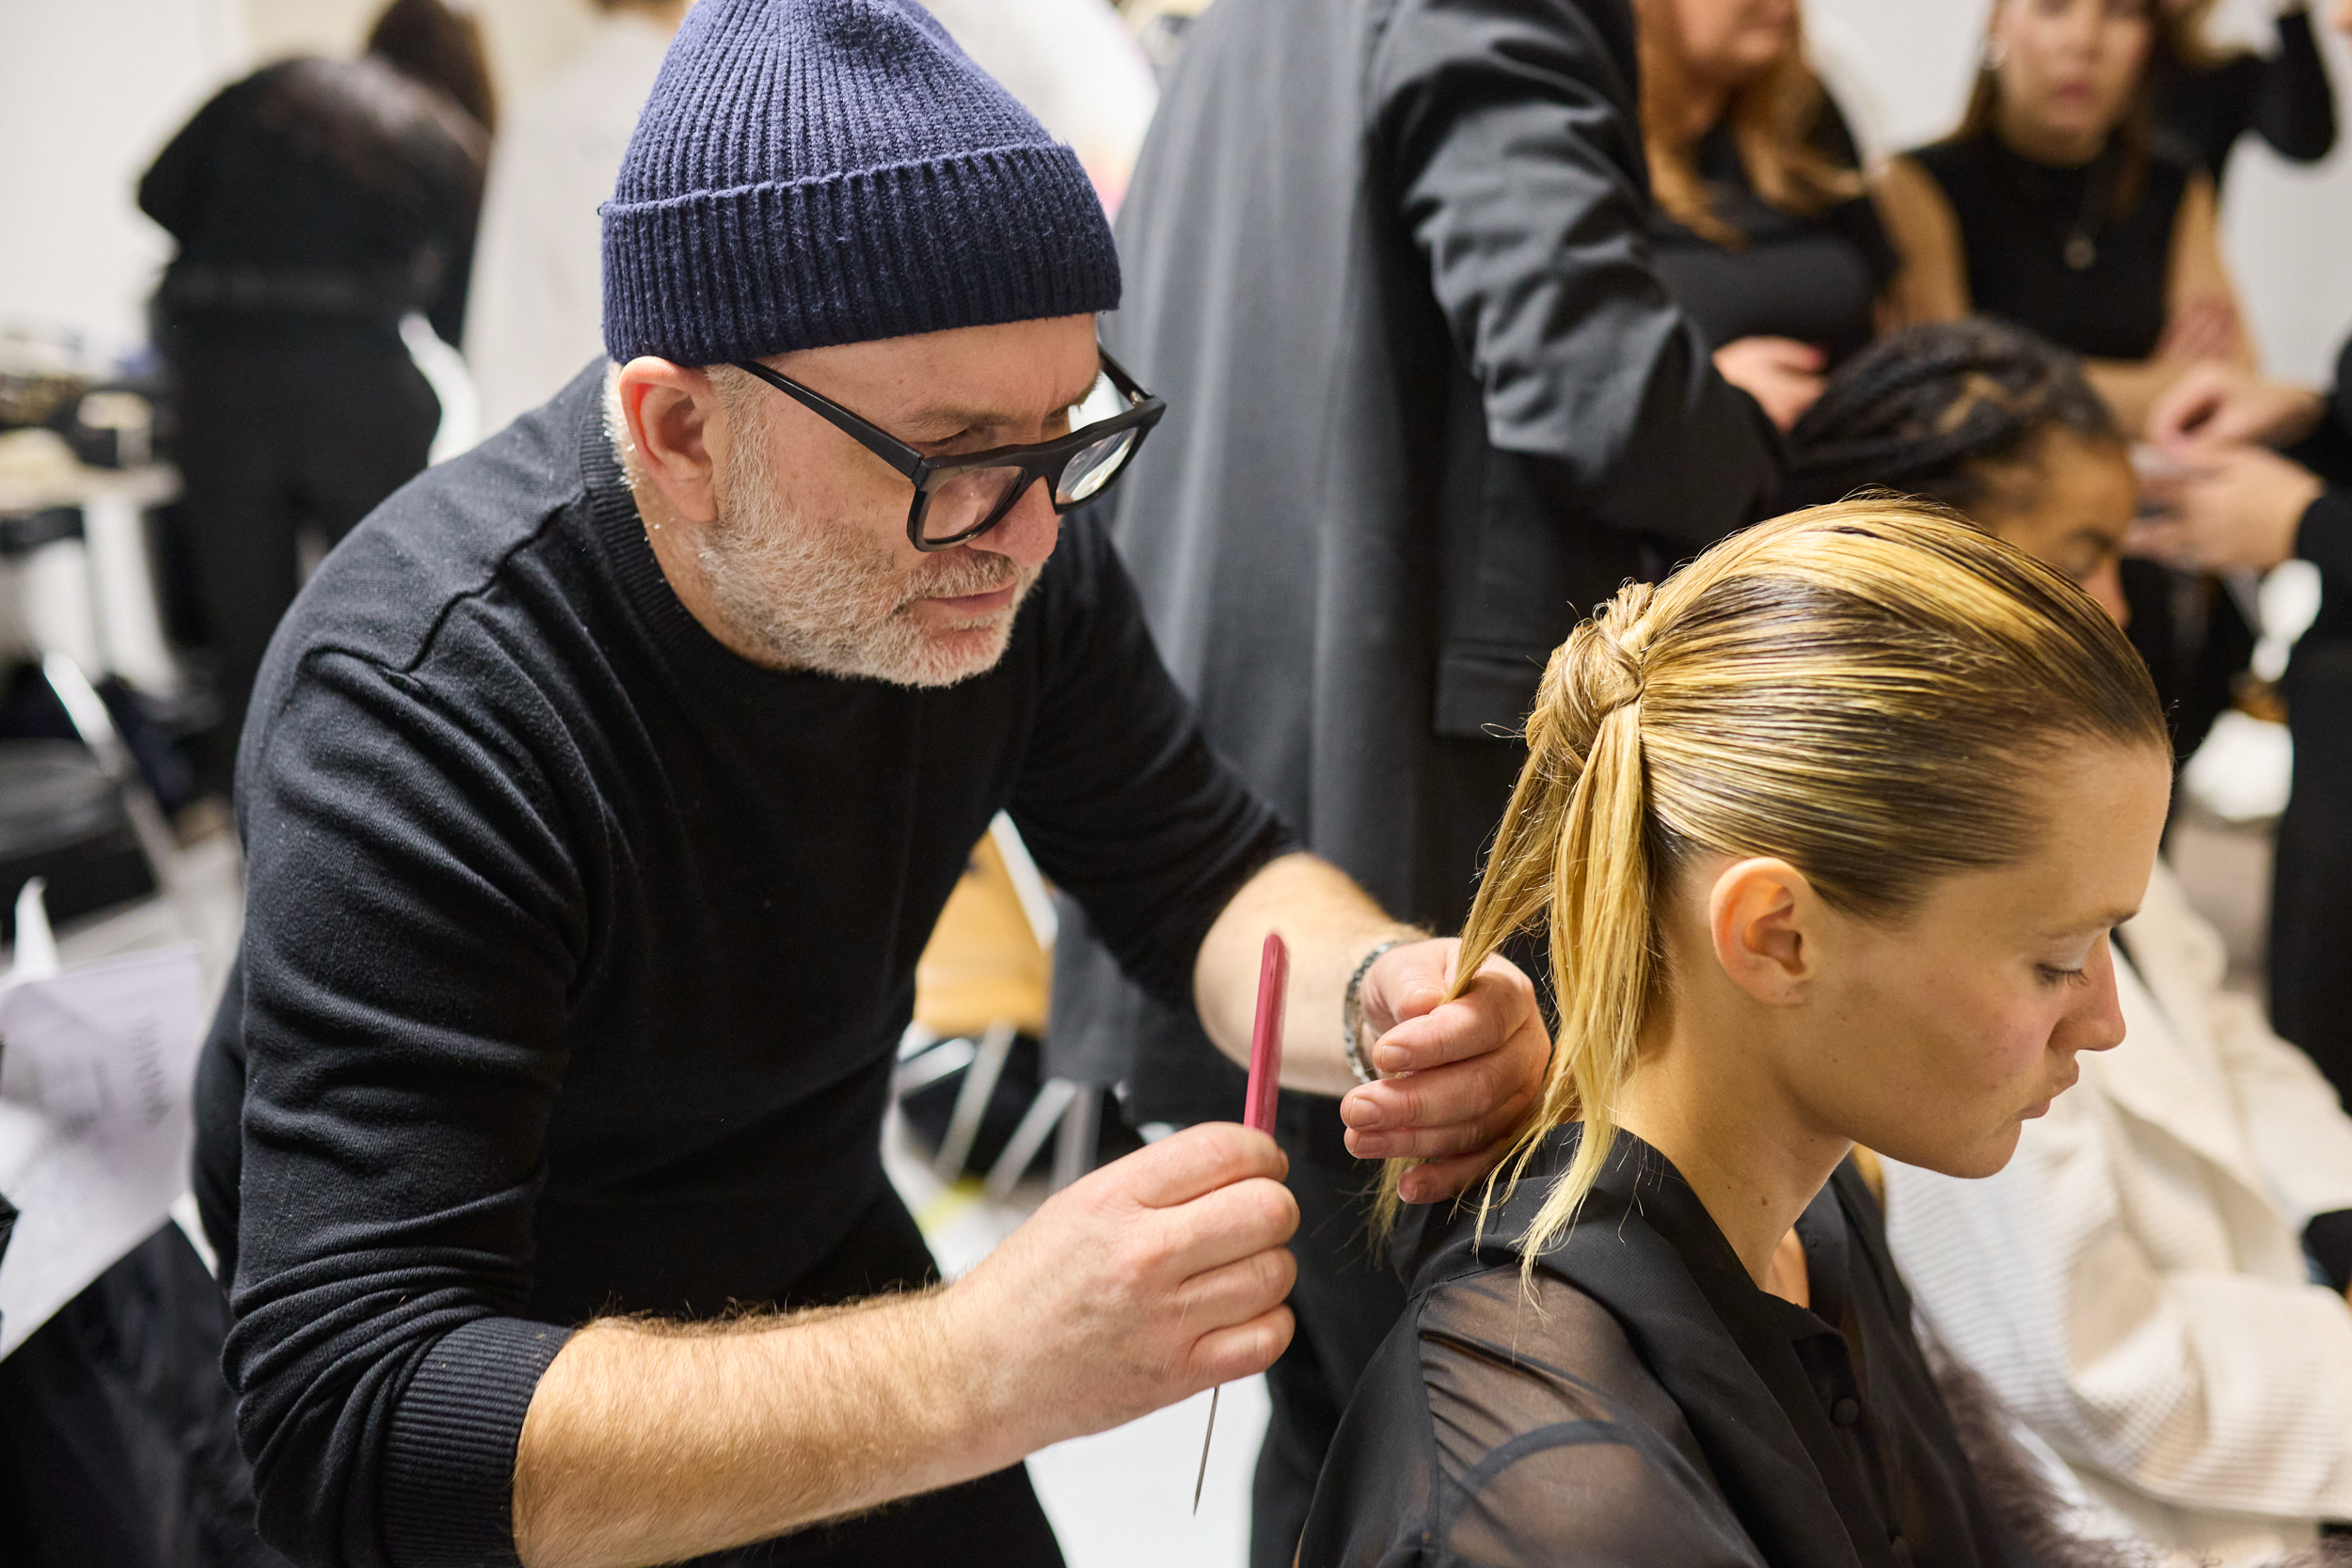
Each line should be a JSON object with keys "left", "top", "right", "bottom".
{"left": 138, "top": 0, "right": 489, "bottom": 796}
{"left": 2137, "top": 346, "right": 2352, "bottom": 1102}
{"left": 370, "top": 0, "right": 500, "bottom": 144}
{"left": 1877, "top": 0, "right": 2254, "bottom": 436}
{"left": 1045, "top": 0, "right": 1784, "bottom": 1562}
{"left": 466, "top": 0, "right": 691, "bottom": 435}
{"left": 2155, "top": 0, "right": 2346, "bottom": 189}
{"left": 1790, "top": 319, "right": 2352, "bottom": 1568}
{"left": 1637, "top": 0, "right": 1899, "bottom": 432}
{"left": 1876, "top": 0, "right": 2261, "bottom": 768}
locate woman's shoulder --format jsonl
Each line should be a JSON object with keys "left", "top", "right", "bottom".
{"left": 1899, "top": 135, "right": 1991, "bottom": 194}
{"left": 1302, "top": 1262, "right": 1765, "bottom": 1567}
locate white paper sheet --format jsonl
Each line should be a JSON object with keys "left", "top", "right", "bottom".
{"left": 0, "top": 940, "right": 204, "bottom": 1356}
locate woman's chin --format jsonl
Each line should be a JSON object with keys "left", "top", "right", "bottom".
{"left": 1875, "top": 1121, "right": 2024, "bottom": 1182}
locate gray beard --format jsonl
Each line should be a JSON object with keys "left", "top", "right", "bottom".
{"left": 700, "top": 393, "right": 1036, "bottom": 688}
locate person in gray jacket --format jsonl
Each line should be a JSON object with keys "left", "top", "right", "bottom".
{"left": 1046, "top": 1, "right": 1783, "bottom": 1560}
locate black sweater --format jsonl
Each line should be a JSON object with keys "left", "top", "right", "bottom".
{"left": 193, "top": 365, "right": 1291, "bottom": 1567}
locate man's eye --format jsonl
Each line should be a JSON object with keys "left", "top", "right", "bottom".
{"left": 2037, "top": 965, "right": 2091, "bottom": 990}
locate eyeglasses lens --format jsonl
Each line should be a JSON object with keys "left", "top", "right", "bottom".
{"left": 922, "top": 465, "right": 1029, "bottom": 544}
{"left": 1056, "top": 429, "right": 1138, "bottom": 505}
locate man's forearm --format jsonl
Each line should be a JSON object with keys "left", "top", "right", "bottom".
{"left": 1194, "top": 852, "right": 1421, "bottom": 1097}
{"left": 512, "top": 1120, "right": 1304, "bottom": 1568}
{"left": 513, "top": 1291, "right": 1015, "bottom": 1568}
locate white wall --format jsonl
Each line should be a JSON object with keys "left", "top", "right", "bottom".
{"left": 0, "top": 0, "right": 249, "bottom": 364}
{"left": 1810, "top": 0, "right": 2352, "bottom": 385}
{"left": 8, "top": 0, "right": 2351, "bottom": 386}
{"left": 0, "top": 0, "right": 603, "bottom": 371}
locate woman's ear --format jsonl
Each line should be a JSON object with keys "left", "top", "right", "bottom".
{"left": 1707, "top": 858, "right": 1818, "bottom": 1006}
{"left": 614, "top": 356, "right": 723, "bottom": 526}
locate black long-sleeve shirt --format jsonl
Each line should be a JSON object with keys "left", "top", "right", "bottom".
{"left": 192, "top": 365, "right": 1292, "bottom": 1568}
{"left": 1303, "top": 1132, "right": 2017, "bottom": 1567}
{"left": 2156, "top": 7, "right": 2337, "bottom": 184}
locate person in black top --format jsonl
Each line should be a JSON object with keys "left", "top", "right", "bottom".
{"left": 1877, "top": 0, "right": 2256, "bottom": 438}
{"left": 1878, "top": 0, "right": 2264, "bottom": 768}
{"left": 1036, "top": 1, "right": 1783, "bottom": 1561}
{"left": 192, "top": 6, "right": 1551, "bottom": 1568}
{"left": 2155, "top": 0, "right": 2344, "bottom": 187}
{"left": 2137, "top": 351, "right": 2352, "bottom": 1104}
{"left": 139, "top": 46, "right": 486, "bottom": 794}
{"left": 1637, "top": 0, "right": 1899, "bottom": 430}
{"left": 1302, "top": 503, "right": 2174, "bottom": 1566}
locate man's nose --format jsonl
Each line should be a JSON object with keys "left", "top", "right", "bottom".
{"left": 973, "top": 478, "right": 1061, "bottom": 570}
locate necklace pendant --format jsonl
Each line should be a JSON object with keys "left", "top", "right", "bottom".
{"left": 2065, "top": 234, "right": 2096, "bottom": 271}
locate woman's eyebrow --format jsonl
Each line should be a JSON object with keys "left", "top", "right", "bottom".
{"left": 2043, "top": 906, "right": 2142, "bottom": 940}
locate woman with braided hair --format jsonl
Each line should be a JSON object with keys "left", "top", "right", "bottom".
{"left": 1299, "top": 502, "right": 2174, "bottom": 1566}
{"left": 1782, "top": 318, "right": 2136, "bottom": 625}
{"left": 1788, "top": 317, "right": 2250, "bottom": 764}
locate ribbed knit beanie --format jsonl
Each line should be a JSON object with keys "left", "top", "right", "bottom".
{"left": 601, "top": 0, "right": 1121, "bottom": 365}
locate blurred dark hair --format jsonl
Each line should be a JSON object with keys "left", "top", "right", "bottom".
{"left": 1781, "top": 318, "right": 2122, "bottom": 515}
{"left": 368, "top": 0, "right": 497, "bottom": 135}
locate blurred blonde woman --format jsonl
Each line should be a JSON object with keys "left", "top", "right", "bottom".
{"left": 1876, "top": 0, "right": 2255, "bottom": 436}
{"left": 1635, "top": 0, "right": 1899, "bottom": 430}
{"left": 1299, "top": 502, "right": 2172, "bottom": 1564}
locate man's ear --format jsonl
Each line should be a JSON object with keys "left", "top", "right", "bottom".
{"left": 614, "top": 356, "right": 723, "bottom": 526}
{"left": 1707, "top": 858, "right": 1818, "bottom": 1006}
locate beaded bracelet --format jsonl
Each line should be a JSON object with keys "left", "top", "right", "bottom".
{"left": 1341, "top": 938, "right": 1409, "bottom": 1084}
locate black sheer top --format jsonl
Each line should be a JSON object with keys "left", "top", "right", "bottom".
{"left": 1300, "top": 1128, "right": 2020, "bottom": 1568}
{"left": 1907, "top": 132, "right": 2195, "bottom": 363}
{"left": 1647, "top": 112, "right": 1897, "bottom": 367}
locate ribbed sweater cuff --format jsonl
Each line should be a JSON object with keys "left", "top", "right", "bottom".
{"left": 381, "top": 1317, "right": 573, "bottom": 1567}
{"left": 2296, "top": 488, "right": 2352, "bottom": 586}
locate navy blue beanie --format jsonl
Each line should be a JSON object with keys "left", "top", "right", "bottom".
{"left": 601, "top": 0, "right": 1121, "bottom": 365}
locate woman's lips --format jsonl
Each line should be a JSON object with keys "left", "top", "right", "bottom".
{"left": 2025, "top": 1067, "right": 2082, "bottom": 1119}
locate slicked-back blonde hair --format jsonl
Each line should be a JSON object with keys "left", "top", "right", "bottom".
{"left": 1386, "top": 501, "right": 2168, "bottom": 1275}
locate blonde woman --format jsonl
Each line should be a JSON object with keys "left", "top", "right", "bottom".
{"left": 1299, "top": 503, "right": 2173, "bottom": 1564}
{"left": 1788, "top": 323, "right": 2352, "bottom": 1567}
{"left": 1635, "top": 0, "right": 1899, "bottom": 430}
{"left": 1876, "top": 0, "right": 2255, "bottom": 436}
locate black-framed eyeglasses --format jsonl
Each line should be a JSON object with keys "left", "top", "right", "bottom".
{"left": 730, "top": 348, "right": 1167, "bottom": 552}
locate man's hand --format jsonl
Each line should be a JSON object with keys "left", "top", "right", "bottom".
{"left": 1713, "top": 336, "right": 1826, "bottom": 432}
{"left": 514, "top": 1125, "right": 1295, "bottom": 1568}
{"left": 948, "top": 1123, "right": 1298, "bottom": 1451}
{"left": 2132, "top": 444, "right": 2326, "bottom": 573}
{"left": 1337, "top": 941, "right": 1549, "bottom": 1203}
{"left": 2147, "top": 361, "right": 2327, "bottom": 452}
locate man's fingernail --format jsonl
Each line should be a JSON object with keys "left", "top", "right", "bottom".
{"left": 1376, "top": 1045, "right": 1408, "bottom": 1071}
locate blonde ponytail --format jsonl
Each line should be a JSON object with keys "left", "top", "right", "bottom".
{"left": 1375, "top": 502, "right": 2168, "bottom": 1289}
